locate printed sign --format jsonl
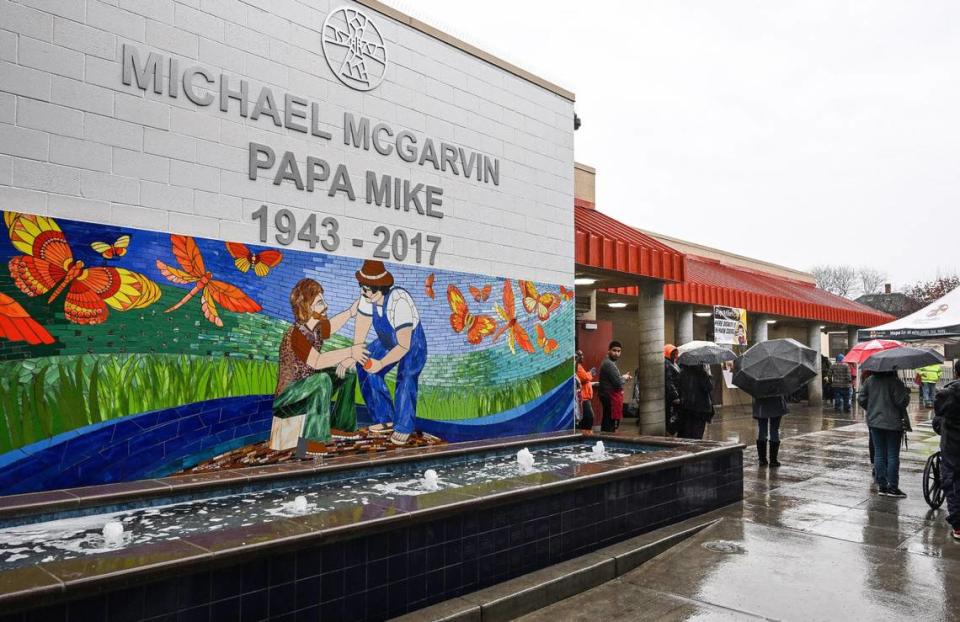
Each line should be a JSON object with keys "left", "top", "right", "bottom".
{"left": 714, "top": 306, "right": 748, "bottom": 346}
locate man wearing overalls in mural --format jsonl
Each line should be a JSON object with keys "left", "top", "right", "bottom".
{"left": 351, "top": 260, "right": 427, "bottom": 446}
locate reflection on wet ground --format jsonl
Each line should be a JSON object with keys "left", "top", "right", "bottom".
{"left": 520, "top": 403, "right": 960, "bottom": 621}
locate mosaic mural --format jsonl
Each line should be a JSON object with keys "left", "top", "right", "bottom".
{"left": 0, "top": 212, "right": 575, "bottom": 494}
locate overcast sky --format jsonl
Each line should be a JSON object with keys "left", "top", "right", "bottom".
{"left": 383, "top": 0, "right": 959, "bottom": 290}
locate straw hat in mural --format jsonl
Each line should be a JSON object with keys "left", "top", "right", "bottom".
{"left": 355, "top": 260, "right": 394, "bottom": 288}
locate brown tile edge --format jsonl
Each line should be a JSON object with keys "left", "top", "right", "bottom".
{"left": 354, "top": 0, "right": 575, "bottom": 102}
{"left": 388, "top": 517, "right": 724, "bottom": 622}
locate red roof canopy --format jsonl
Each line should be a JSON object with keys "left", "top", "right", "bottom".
{"left": 575, "top": 203, "right": 893, "bottom": 327}
{"left": 574, "top": 202, "right": 685, "bottom": 283}
{"left": 611, "top": 255, "right": 894, "bottom": 328}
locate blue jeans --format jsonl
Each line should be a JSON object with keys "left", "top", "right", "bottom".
{"left": 921, "top": 383, "right": 936, "bottom": 405}
{"left": 757, "top": 416, "right": 781, "bottom": 442}
{"left": 833, "top": 387, "right": 851, "bottom": 412}
{"left": 870, "top": 427, "right": 902, "bottom": 490}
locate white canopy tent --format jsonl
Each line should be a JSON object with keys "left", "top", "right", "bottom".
{"left": 860, "top": 286, "right": 960, "bottom": 342}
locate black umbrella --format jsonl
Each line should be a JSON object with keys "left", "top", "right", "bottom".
{"left": 676, "top": 340, "right": 737, "bottom": 366}
{"left": 860, "top": 347, "right": 944, "bottom": 372}
{"left": 733, "top": 338, "right": 819, "bottom": 398}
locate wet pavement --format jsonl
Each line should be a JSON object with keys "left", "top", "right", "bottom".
{"left": 520, "top": 402, "right": 960, "bottom": 621}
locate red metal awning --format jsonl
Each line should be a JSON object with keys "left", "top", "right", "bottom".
{"left": 574, "top": 202, "right": 685, "bottom": 283}
{"left": 611, "top": 255, "right": 894, "bottom": 328}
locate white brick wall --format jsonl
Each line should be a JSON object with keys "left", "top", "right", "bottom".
{"left": 0, "top": 0, "right": 575, "bottom": 284}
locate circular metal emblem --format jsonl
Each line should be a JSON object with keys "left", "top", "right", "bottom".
{"left": 322, "top": 7, "right": 388, "bottom": 92}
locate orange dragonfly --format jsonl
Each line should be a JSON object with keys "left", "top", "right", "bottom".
{"left": 156, "top": 235, "right": 261, "bottom": 327}
{"left": 6, "top": 212, "right": 159, "bottom": 325}
{"left": 492, "top": 280, "right": 534, "bottom": 354}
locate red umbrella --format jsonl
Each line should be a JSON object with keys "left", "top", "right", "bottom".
{"left": 842, "top": 339, "right": 903, "bottom": 365}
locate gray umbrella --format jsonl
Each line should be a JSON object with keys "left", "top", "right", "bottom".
{"left": 860, "top": 347, "right": 944, "bottom": 372}
{"left": 676, "top": 340, "right": 737, "bottom": 365}
{"left": 733, "top": 338, "right": 819, "bottom": 398}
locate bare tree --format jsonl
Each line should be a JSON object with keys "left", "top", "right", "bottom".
{"left": 857, "top": 267, "right": 887, "bottom": 296}
{"left": 905, "top": 274, "right": 960, "bottom": 306}
{"left": 811, "top": 265, "right": 858, "bottom": 298}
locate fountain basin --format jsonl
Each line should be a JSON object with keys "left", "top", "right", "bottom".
{"left": 0, "top": 432, "right": 743, "bottom": 621}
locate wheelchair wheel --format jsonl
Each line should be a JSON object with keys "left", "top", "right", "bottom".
{"left": 923, "top": 452, "right": 945, "bottom": 509}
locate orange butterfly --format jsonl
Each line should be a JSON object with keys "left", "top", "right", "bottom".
{"left": 493, "top": 280, "right": 535, "bottom": 355}
{"left": 519, "top": 280, "right": 561, "bottom": 321}
{"left": 225, "top": 242, "right": 283, "bottom": 277}
{"left": 157, "top": 235, "right": 261, "bottom": 327}
{"left": 559, "top": 285, "right": 574, "bottom": 301}
{"left": 425, "top": 273, "right": 436, "bottom": 299}
{"left": 90, "top": 235, "right": 131, "bottom": 259}
{"left": 535, "top": 324, "right": 558, "bottom": 354}
{"left": 6, "top": 213, "right": 160, "bottom": 325}
{"left": 447, "top": 284, "right": 496, "bottom": 344}
{"left": 0, "top": 292, "right": 54, "bottom": 345}
{"left": 469, "top": 284, "right": 492, "bottom": 302}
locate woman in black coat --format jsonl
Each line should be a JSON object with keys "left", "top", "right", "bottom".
{"left": 677, "top": 364, "right": 714, "bottom": 440}
{"left": 753, "top": 395, "right": 788, "bottom": 467}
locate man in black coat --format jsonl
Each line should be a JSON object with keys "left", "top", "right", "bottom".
{"left": 677, "top": 364, "right": 714, "bottom": 440}
{"left": 933, "top": 360, "right": 960, "bottom": 540}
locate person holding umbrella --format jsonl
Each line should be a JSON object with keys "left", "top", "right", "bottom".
{"left": 858, "top": 346, "right": 942, "bottom": 498}
{"left": 753, "top": 395, "right": 789, "bottom": 467}
{"left": 675, "top": 341, "right": 735, "bottom": 439}
{"left": 733, "top": 339, "right": 819, "bottom": 467}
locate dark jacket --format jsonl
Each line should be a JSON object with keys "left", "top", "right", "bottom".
{"left": 598, "top": 357, "right": 624, "bottom": 395}
{"left": 664, "top": 359, "right": 680, "bottom": 406}
{"left": 858, "top": 373, "right": 910, "bottom": 431}
{"left": 934, "top": 380, "right": 960, "bottom": 459}
{"left": 752, "top": 395, "right": 789, "bottom": 420}
{"left": 830, "top": 363, "right": 852, "bottom": 390}
{"left": 678, "top": 364, "right": 714, "bottom": 422}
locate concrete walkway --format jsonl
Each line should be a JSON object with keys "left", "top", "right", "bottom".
{"left": 519, "top": 403, "right": 959, "bottom": 621}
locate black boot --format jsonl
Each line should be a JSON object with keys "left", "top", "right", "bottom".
{"left": 756, "top": 440, "right": 768, "bottom": 466}
{"left": 769, "top": 441, "right": 781, "bottom": 467}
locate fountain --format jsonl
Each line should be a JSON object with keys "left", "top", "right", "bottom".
{"left": 421, "top": 469, "right": 439, "bottom": 491}
{"left": 0, "top": 433, "right": 744, "bottom": 622}
{"left": 517, "top": 447, "right": 535, "bottom": 473}
{"left": 101, "top": 521, "right": 123, "bottom": 547}
{"left": 291, "top": 495, "right": 308, "bottom": 513}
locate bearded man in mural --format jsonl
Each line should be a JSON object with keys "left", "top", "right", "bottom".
{"left": 351, "top": 260, "right": 428, "bottom": 446}
{"left": 271, "top": 278, "right": 369, "bottom": 457}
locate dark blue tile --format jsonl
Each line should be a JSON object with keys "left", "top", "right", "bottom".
{"left": 365, "top": 586, "right": 389, "bottom": 620}
{"left": 107, "top": 586, "right": 145, "bottom": 622}
{"left": 240, "top": 590, "right": 268, "bottom": 622}
{"left": 144, "top": 579, "right": 180, "bottom": 617}
{"left": 67, "top": 595, "right": 107, "bottom": 621}
{"left": 366, "top": 558, "right": 389, "bottom": 589}
{"left": 296, "top": 548, "right": 323, "bottom": 579}
{"left": 176, "top": 605, "right": 210, "bottom": 622}
{"left": 294, "top": 576, "right": 321, "bottom": 610}
{"left": 210, "top": 598, "right": 240, "bottom": 622}
{"left": 25, "top": 604, "right": 64, "bottom": 622}
{"left": 242, "top": 560, "right": 268, "bottom": 593}
{"left": 268, "top": 583, "right": 295, "bottom": 617}
{"left": 178, "top": 572, "right": 211, "bottom": 608}
{"left": 212, "top": 565, "right": 242, "bottom": 601}
{"left": 269, "top": 552, "right": 296, "bottom": 586}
